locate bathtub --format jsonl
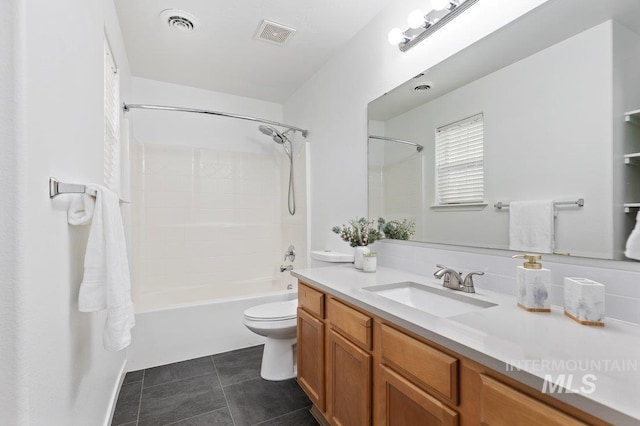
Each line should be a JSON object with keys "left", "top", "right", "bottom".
{"left": 127, "top": 277, "right": 298, "bottom": 371}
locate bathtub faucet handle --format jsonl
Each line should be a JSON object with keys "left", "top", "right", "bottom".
{"left": 284, "top": 245, "right": 296, "bottom": 262}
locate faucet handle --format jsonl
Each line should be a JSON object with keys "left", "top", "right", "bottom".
{"left": 462, "top": 271, "right": 484, "bottom": 292}
{"left": 435, "top": 264, "right": 447, "bottom": 271}
{"left": 284, "top": 245, "right": 296, "bottom": 262}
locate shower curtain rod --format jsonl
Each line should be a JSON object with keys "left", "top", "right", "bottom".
{"left": 123, "top": 103, "right": 308, "bottom": 138}
{"left": 369, "top": 135, "right": 423, "bottom": 152}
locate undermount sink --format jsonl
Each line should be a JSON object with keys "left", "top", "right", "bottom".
{"left": 363, "top": 281, "right": 497, "bottom": 318}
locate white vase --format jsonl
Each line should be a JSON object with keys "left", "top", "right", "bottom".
{"left": 354, "top": 246, "right": 370, "bottom": 269}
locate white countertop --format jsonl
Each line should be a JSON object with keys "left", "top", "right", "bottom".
{"left": 292, "top": 265, "right": 640, "bottom": 425}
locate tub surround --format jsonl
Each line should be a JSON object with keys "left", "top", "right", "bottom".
{"left": 292, "top": 265, "right": 640, "bottom": 424}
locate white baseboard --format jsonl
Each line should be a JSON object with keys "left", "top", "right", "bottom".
{"left": 104, "top": 359, "right": 128, "bottom": 426}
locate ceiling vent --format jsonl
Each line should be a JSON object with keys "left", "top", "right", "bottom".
{"left": 160, "top": 9, "right": 199, "bottom": 33}
{"left": 255, "top": 19, "right": 296, "bottom": 46}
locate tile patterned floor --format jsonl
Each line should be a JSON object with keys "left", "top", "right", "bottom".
{"left": 112, "top": 345, "right": 318, "bottom": 426}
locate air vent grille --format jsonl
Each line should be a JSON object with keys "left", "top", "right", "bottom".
{"left": 255, "top": 20, "right": 296, "bottom": 46}
{"left": 168, "top": 16, "right": 195, "bottom": 32}
{"left": 159, "top": 9, "right": 199, "bottom": 33}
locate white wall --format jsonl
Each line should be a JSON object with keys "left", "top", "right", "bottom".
{"left": 0, "top": 0, "right": 133, "bottom": 424}
{"left": 284, "top": 0, "right": 640, "bottom": 322}
{"left": 384, "top": 22, "right": 614, "bottom": 258}
{"left": 284, "top": 0, "right": 549, "bottom": 254}
{"left": 0, "top": 0, "right": 21, "bottom": 423}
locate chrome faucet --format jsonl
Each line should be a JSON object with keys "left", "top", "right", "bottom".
{"left": 434, "top": 264, "right": 484, "bottom": 293}
{"left": 434, "top": 265, "right": 463, "bottom": 290}
{"left": 281, "top": 245, "right": 296, "bottom": 272}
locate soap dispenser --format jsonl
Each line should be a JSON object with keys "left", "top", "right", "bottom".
{"left": 512, "top": 254, "right": 551, "bottom": 312}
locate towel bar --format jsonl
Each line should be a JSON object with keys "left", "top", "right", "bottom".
{"left": 49, "top": 177, "right": 131, "bottom": 203}
{"left": 49, "top": 177, "right": 86, "bottom": 198}
{"left": 494, "top": 198, "right": 584, "bottom": 210}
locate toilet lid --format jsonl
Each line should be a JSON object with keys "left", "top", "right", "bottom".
{"left": 244, "top": 299, "right": 298, "bottom": 321}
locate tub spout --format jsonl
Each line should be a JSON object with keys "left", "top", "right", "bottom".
{"left": 280, "top": 264, "right": 293, "bottom": 272}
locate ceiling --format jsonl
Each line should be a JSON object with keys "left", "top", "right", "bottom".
{"left": 115, "top": 0, "right": 393, "bottom": 103}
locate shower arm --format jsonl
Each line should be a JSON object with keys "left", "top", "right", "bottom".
{"left": 123, "top": 103, "right": 309, "bottom": 138}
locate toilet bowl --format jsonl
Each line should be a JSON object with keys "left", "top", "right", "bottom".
{"left": 243, "top": 299, "right": 298, "bottom": 381}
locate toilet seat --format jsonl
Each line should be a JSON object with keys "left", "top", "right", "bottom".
{"left": 243, "top": 299, "right": 297, "bottom": 322}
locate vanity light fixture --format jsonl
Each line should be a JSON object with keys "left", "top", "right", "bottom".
{"left": 388, "top": 0, "right": 479, "bottom": 52}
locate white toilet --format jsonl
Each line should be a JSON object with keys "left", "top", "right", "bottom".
{"left": 243, "top": 299, "right": 298, "bottom": 381}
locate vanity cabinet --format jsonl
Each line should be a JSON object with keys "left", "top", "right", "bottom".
{"left": 297, "top": 281, "right": 605, "bottom": 426}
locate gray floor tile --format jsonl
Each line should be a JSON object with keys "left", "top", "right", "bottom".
{"left": 118, "top": 423, "right": 136, "bottom": 426}
{"left": 254, "top": 407, "right": 318, "bottom": 426}
{"left": 144, "top": 356, "right": 217, "bottom": 388}
{"left": 212, "top": 345, "right": 264, "bottom": 361}
{"left": 224, "top": 378, "right": 311, "bottom": 426}
{"left": 169, "top": 408, "right": 234, "bottom": 425}
{"left": 138, "top": 373, "right": 227, "bottom": 426}
{"left": 123, "top": 370, "right": 144, "bottom": 384}
{"left": 213, "top": 345, "right": 263, "bottom": 385}
{"left": 111, "top": 381, "right": 142, "bottom": 425}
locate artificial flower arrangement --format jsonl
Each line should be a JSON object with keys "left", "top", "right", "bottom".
{"left": 331, "top": 217, "right": 383, "bottom": 247}
{"left": 331, "top": 217, "right": 416, "bottom": 245}
{"left": 378, "top": 218, "right": 416, "bottom": 240}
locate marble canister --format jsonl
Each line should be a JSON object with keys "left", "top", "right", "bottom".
{"left": 564, "top": 277, "right": 605, "bottom": 326}
{"left": 362, "top": 252, "right": 377, "bottom": 273}
{"left": 353, "top": 246, "right": 370, "bottom": 269}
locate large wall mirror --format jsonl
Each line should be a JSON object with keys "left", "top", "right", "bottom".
{"left": 368, "top": 0, "right": 640, "bottom": 261}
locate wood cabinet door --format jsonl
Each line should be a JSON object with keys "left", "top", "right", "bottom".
{"left": 378, "top": 365, "right": 458, "bottom": 426}
{"left": 328, "top": 329, "right": 372, "bottom": 426}
{"left": 297, "top": 307, "right": 325, "bottom": 410}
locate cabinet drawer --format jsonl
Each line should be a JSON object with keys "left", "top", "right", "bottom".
{"left": 479, "top": 375, "right": 587, "bottom": 426}
{"left": 298, "top": 282, "right": 325, "bottom": 318}
{"left": 328, "top": 298, "right": 372, "bottom": 350}
{"left": 380, "top": 324, "right": 458, "bottom": 404}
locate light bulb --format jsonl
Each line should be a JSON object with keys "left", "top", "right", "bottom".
{"left": 407, "top": 9, "right": 425, "bottom": 29}
{"left": 387, "top": 28, "right": 405, "bottom": 45}
{"left": 431, "top": 0, "right": 450, "bottom": 10}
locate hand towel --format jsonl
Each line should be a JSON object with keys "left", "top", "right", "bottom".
{"left": 625, "top": 211, "right": 640, "bottom": 260}
{"left": 68, "top": 185, "right": 134, "bottom": 351}
{"left": 509, "top": 200, "right": 556, "bottom": 254}
{"left": 68, "top": 193, "right": 95, "bottom": 226}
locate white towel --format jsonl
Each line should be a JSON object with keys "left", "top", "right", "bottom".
{"left": 68, "top": 185, "right": 135, "bottom": 351}
{"left": 509, "top": 200, "right": 556, "bottom": 254}
{"left": 625, "top": 211, "right": 640, "bottom": 260}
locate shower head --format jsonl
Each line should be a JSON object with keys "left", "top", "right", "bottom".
{"left": 258, "top": 125, "right": 285, "bottom": 144}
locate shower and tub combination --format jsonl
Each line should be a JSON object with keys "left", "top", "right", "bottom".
{"left": 123, "top": 103, "right": 308, "bottom": 375}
